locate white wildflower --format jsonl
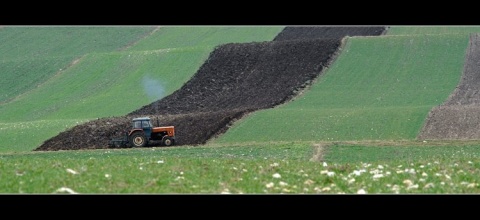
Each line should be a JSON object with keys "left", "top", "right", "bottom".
{"left": 55, "top": 187, "right": 78, "bottom": 194}
{"left": 372, "top": 174, "right": 384, "bottom": 179}
{"left": 407, "top": 184, "right": 419, "bottom": 190}
{"left": 272, "top": 173, "right": 281, "bottom": 179}
{"left": 279, "top": 181, "right": 288, "bottom": 187}
{"left": 105, "top": 174, "right": 111, "bottom": 178}
{"left": 327, "top": 172, "right": 335, "bottom": 177}
{"left": 266, "top": 182, "right": 275, "bottom": 188}
{"left": 270, "top": 163, "right": 279, "bottom": 167}
{"left": 403, "top": 179, "right": 413, "bottom": 186}
{"left": 467, "top": 183, "right": 476, "bottom": 188}
{"left": 348, "top": 178, "right": 355, "bottom": 184}
{"left": 422, "top": 172, "right": 428, "bottom": 177}
{"left": 352, "top": 170, "right": 362, "bottom": 176}
{"left": 66, "top": 169, "right": 78, "bottom": 175}
{"left": 391, "top": 185, "right": 400, "bottom": 192}
{"left": 320, "top": 170, "right": 329, "bottom": 174}
{"left": 424, "top": 183, "right": 434, "bottom": 189}
{"left": 157, "top": 160, "right": 164, "bottom": 164}
{"left": 323, "top": 162, "right": 328, "bottom": 167}
{"left": 304, "top": 179, "right": 314, "bottom": 185}
{"left": 357, "top": 189, "right": 367, "bottom": 194}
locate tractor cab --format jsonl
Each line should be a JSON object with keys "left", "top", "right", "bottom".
{"left": 132, "top": 117, "right": 153, "bottom": 138}
{"left": 132, "top": 117, "right": 153, "bottom": 129}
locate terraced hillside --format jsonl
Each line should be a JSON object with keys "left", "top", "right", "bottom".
{"left": 36, "top": 26, "right": 386, "bottom": 151}
{"left": 214, "top": 34, "right": 470, "bottom": 144}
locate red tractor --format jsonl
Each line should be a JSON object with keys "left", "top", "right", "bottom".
{"left": 109, "top": 117, "right": 175, "bottom": 148}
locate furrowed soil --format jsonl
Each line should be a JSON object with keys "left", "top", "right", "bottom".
{"left": 35, "top": 26, "right": 386, "bottom": 151}
{"left": 418, "top": 33, "right": 480, "bottom": 140}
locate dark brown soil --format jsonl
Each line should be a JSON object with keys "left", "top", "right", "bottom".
{"left": 273, "top": 26, "right": 387, "bottom": 41}
{"left": 418, "top": 34, "right": 480, "bottom": 140}
{"left": 35, "top": 26, "right": 386, "bottom": 151}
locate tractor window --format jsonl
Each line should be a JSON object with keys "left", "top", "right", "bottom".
{"left": 133, "top": 121, "right": 142, "bottom": 129}
{"left": 142, "top": 120, "right": 152, "bottom": 128}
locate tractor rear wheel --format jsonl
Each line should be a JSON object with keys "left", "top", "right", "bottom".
{"left": 130, "top": 132, "right": 147, "bottom": 147}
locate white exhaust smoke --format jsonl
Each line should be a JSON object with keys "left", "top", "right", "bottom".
{"left": 142, "top": 75, "right": 165, "bottom": 102}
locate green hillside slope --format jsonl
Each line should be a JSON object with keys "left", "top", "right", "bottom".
{"left": 127, "top": 26, "right": 284, "bottom": 51}
{"left": 213, "top": 34, "right": 469, "bottom": 144}
{"left": 387, "top": 26, "right": 480, "bottom": 35}
{"left": 0, "top": 48, "right": 212, "bottom": 122}
{"left": 0, "top": 26, "right": 156, "bottom": 103}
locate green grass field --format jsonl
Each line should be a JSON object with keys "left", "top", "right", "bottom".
{"left": 213, "top": 34, "right": 469, "bottom": 144}
{"left": 1, "top": 142, "right": 480, "bottom": 193}
{"left": 387, "top": 26, "right": 480, "bottom": 35}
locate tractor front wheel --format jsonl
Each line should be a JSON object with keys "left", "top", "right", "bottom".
{"left": 162, "top": 137, "right": 174, "bottom": 146}
{"left": 130, "top": 132, "right": 147, "bottom": 147}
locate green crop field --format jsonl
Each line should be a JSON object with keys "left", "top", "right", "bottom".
{"left": 387, "top": 26, "right": 480, "bottom": 35}
{"left": 214, "top": 34, "right": 469, "bottom": 144}
{"left": 127, "top": 26, "right": 284, "bottom": 51}
{"left": 0, "top": 26, "right": 155, "bottom": 103}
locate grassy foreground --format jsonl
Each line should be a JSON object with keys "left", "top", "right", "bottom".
{"left": 1, "top": 141, "right": 480, "bottom": 194}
